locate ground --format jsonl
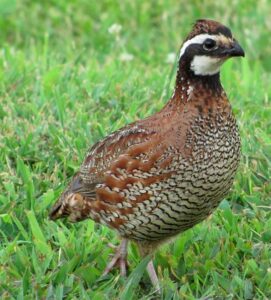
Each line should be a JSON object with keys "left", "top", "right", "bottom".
{"left": 0, "top": 0, "right": 270, "bottom": 299}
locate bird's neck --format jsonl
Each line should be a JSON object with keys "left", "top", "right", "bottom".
{"left": 169, "top": 59, "right": 223, "bottom": 105}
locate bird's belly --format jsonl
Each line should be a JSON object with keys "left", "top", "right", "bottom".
{"left": 118, "top": 139, "right": 240, "bottom": 241}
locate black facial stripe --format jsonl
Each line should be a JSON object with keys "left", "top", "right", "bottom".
{"left": 182, "top": 41, "right": 231, "bottom": 60}
{"left": 182, "top": 44, "right": 202, "bottom": 60}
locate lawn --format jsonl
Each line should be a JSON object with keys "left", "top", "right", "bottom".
{"left": 0, "top": 0, "right": 270, "bottom": 299}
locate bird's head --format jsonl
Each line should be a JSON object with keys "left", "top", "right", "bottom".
{"left": 179, "top": 19, "right": 245, "bottom": 77}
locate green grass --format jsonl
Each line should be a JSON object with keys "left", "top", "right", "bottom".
{"left": 0, "top": 0, "right": 270, "bottom": 299}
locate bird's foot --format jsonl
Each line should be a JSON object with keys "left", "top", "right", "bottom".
{"left": 102, "top": 239, "right": 128, "bottom": 277}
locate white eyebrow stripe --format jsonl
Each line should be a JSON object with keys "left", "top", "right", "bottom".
{"left": 179, "top": 34, "right": 217, "bottom": 58}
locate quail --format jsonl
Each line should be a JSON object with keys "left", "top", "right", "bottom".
{"left": 49, "top": 19, "right": 245, "bottom": 289}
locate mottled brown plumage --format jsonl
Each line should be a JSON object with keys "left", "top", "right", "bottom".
{"left": 49, "top": 19, "right": 244, "bottom": 289}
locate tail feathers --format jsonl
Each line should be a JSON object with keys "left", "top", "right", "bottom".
{"left": 49, "top": 176, "right": 78, "bottom": 221}
{"left": 49, "top": 173, "right": 80, "bottom": 220}
{"left": 49, "top": 174, "right": 98, "bottom": 222}
{"left": 49, "top": 202, "right": 62, "bottom": 220}
{"left": 49, "top": 193, "right": 69, "bottom": 220}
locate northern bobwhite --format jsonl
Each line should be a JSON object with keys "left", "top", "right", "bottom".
{"left": 49, "top": 19, "right": 244, "bottom": 289}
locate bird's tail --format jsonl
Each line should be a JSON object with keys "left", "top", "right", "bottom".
{"left": 49, "top": 186, "right": 73, "bottom": 221}
{"left": 49, "top": 174, "right": 93, "bottom": 222}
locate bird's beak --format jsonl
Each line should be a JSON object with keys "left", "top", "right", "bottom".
{"left": 225, "top": 40, "right": 245, "bottom": 57}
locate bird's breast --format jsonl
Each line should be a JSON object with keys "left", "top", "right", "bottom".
{"left": 115, "top": 111, "right": 241, "bottom": 241}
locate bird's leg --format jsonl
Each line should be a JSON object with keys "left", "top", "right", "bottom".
{"left": 103, "top": 239, "right": 128, "bottom": 277}
{"left": 136, "top": 241, "right": 161, "bottom": 292}
{"left": 147, "top": 259, "right": 160, "bottom": 292}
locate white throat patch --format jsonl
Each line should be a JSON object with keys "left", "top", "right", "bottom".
{"left": 191, "top": 55, "right": 225, "bottom": 76}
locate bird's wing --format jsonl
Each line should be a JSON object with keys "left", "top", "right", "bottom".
{"left": 76, "top": 122, "right": 157, "bottom": 196}
{"left": 49, "top": 115, "right": 175, "bottom": 222}
{"left": 49, "top": 122, "right": 157, "bottom": 220}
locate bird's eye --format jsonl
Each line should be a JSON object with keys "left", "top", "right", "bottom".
{"left": 203, "top": 39, "right": 217, "bottom": 51}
